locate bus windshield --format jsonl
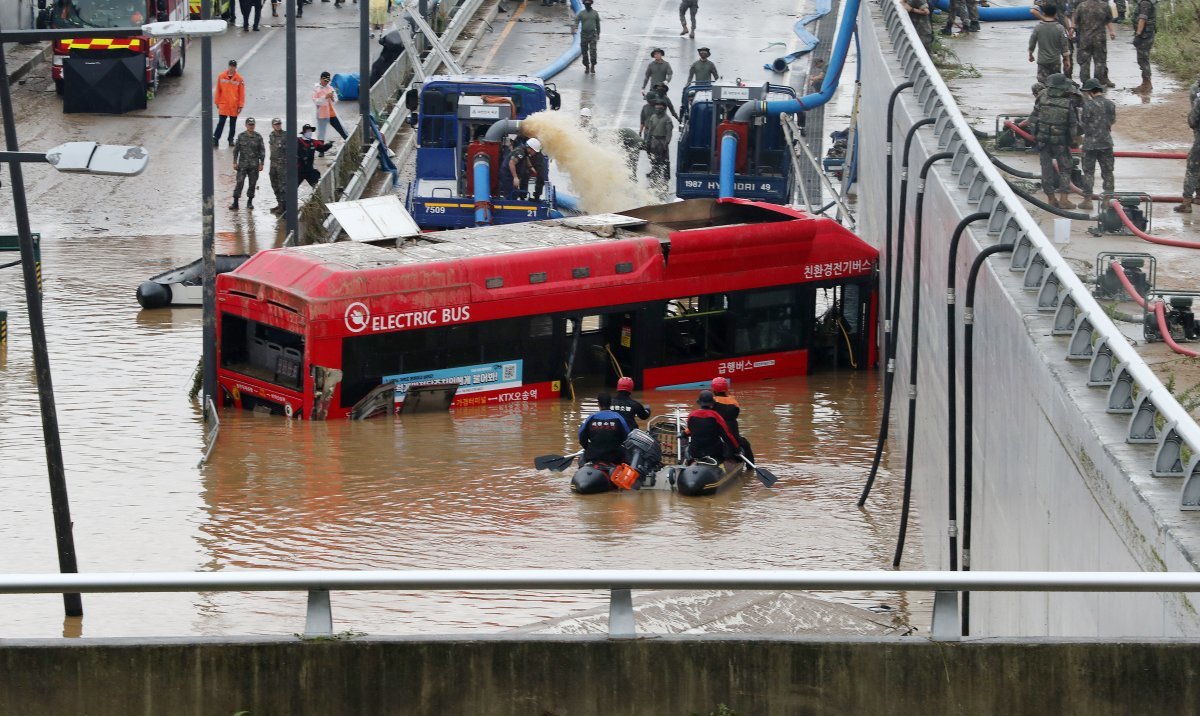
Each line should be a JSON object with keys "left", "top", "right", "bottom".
{"left": 220, "top": 313, "right": 305, "bottom": 392}
{"left": 50, "top": 0, "right": 147, "bottom": 29}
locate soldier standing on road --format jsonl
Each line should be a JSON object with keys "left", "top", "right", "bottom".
{"left": 940, "top": 0, "right": 978, "bottom": 34}
{"left": 575, "top": 0, "right": 600, "bottom": 74}
{"left": 1175, "top": 91, "right": 1200, "bottom": 213}
{"left": 1032, "top": 1, "right": 1075, "bottom": 78}
{"left": 230, "top": 118, "right": 266, "bottom": 210}
{"left": 1029, "top": 6, "right": 1070, "bottom": 84}
{"left": 1114, "top": 0, "right": 1127, "bottom": 22}
{"left": 642, "top": 49, "right": 673, "bottom": 93}
{"left": 679, "top": 0, "right": 698, "bottom": 38}
{"left": 1077, "top": 78, "right": 1115, "bottom": 210}
{"left": 901, "top": 0, "right": 933, "bottom": 54}
{"left": 686, "top": 47, "right": 720, "bottom": 85}
{"left": 1131, "top": 0, "right": 1156, "bottom": 93}
{"left": 239, "top": 0, "right": 262, "bottom": 30}
{"left": 1073, "top": 0, "right": 1116, "bottom": 87}
{"left": 1032, "top": 74, "right": 1080, "bottom": 210}
{"left": 213, "top": 59, "right": 245, "bottom": 148}
{"left": 644, "top": 99, "right": 674, "bottom": 187}
{"left": 268, "top": 118, "right": 287, "bottom": 214}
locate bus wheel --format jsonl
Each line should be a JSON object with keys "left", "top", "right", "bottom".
{"left": 167, "top": 44, "right": 185, "bottom": 78}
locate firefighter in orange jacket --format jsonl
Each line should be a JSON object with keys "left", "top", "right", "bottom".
{"left": 213, "top": 59, "right": 245, "bottom": 148}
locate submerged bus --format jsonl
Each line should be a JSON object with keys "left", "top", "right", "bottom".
{"left": 215, "top": 198, "right": 878, "bottom": 420}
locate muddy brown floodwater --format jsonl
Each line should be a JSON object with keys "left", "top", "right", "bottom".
{"left": 0, "top": 236, "right": 918, "bottom": 641}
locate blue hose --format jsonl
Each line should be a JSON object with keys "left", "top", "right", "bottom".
{"left": 718, "top": 132, "right": 738, "bottom": 198}
{"left": 556, "top": 190, "right": 582, "bottom": 213}
{"left": 473, "top": 157, "right": 491, "bottom": 225}
{"left": 932, "top": 0, "right": 1035, "bottom": 20}
{"left": 536, "top": 0, "right": 584, "bottom": 80}
{"left": 735, "top": 0, "right": 859, "bottom": 118}
{"left": 766, "top": 0, "right": 833, "bottom": 71}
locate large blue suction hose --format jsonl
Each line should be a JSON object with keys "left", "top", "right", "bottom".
{"left": 473, "top": 155, "right": 492, "bottom": 225}
{"left": 718, "top": 131, "right": 738, "bottom": 199}
{"left": 932, "top": 0, "right": 1035, "bottom": 20}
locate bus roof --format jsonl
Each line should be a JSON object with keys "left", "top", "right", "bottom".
{"left": 219, "top": 199, "right": 877, "bottom": 320}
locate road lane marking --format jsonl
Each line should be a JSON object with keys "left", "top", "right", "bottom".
{"left": 166, "top": 28, "right": 281, "bottom": 143}
{"left": 477, "top": 0, "right": 528, "bottom": 71}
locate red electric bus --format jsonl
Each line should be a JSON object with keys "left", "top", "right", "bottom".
{"left": 215, "top": 198, "right": 878, "bottom": 420}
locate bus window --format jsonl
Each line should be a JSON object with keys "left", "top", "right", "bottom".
{"left": 661, "top": 294, "right": 732, "bottom": 363}
{"left": 220, "top": 313, "right": 305, "bottom": 391}
{"left": 732, "top": 287, "right": 806, "bottom": 354}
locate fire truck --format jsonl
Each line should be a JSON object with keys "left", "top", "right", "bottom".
{"left": 40, "top": 0, "right": 190, "bottom": 97}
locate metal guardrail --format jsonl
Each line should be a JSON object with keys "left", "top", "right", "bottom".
{"left": 6, "top": 569, "right": 1200, "bottom": 641}
{"left": 876, "top": 0, "right": 1200, "bottom": 507}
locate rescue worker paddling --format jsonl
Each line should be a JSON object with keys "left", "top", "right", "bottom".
{"left": 710, "top": 377, "right": 753, "bottom": 462}
{"left": 686, "top": 390, "right": 739, "bottom": 463}
{"left": 610, "top": 377, "right": 650, "bottom": 430}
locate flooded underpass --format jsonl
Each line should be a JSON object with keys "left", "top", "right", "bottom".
{"left": 0, "top": 246, "right": 923, "bottom": 635}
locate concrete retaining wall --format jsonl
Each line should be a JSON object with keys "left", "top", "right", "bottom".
{"left": 3, "top": 635, "right": 1200, "bottom": 714}
{"left": 857, "top": 3, "right": 1200, "bottom": 636}
{"left": 2, "top": 1, "right": 36, "bottom": 32}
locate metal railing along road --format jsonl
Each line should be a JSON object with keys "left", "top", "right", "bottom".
{"left": 876, "top": 0, "right": 1200, "bottom": 505}
{"left": 5, "top": 569, "right": 1200, "bottom": 641}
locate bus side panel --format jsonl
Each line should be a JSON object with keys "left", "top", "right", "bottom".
{"left": 642, "top": 349, "right": 808, "bottom": 390}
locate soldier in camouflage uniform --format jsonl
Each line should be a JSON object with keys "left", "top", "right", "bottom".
{"left": 1031, "top": 74, "right": 1080, "bottom": 209}
{"left": 941, "top": 0, "right": 978, "bottom": 34}
{"left": 1131, "top": 0, "right": 1156, "bottom": 93}
{"left": 268, "top": 118, "right": 287, "bottom": 215}
{"left": 1073, "top": 0, "right": 1115, "bottom": 87}
{"left": 575, "top": 0, "right": 600, "bottom": 73}
{"left": 1077, "top": 78, "right": 1115, "bottom": 210}
{"left": 902, "top": 0, "right": 933, "bottom": 53}
{"left": 1114, "top": 0, "right": 1126, "bottom": 22}
{"left": 1028, "top": 6, "right": 1070, "bottom": 84}
{"left": 230, "top": 117, "right": 266, "bottom": 210}
{"left": 644, "top": 99, "right": 674, "bottom": 188}
{"left": 1175, "top": 90, "right": 1200, "bottom": 213}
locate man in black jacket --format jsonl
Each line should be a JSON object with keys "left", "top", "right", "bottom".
{"left": 686, "top": 390, "right": 738, "bottom": 462}
{"left": 710, "top": 376, "right": 753, "bottom": 462}
{"left": 610, "top": 377, "right": 651, "bottom": 430}
{"left": 296, "top": 123, "right": 334, "bottom": 188}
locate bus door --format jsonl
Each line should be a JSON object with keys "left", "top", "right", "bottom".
{"left": 559, "top": 310, "right": 641, "bottom": 398}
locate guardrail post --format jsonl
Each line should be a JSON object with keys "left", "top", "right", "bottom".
{"left": 608, "top": 587, "right": 635, "bottom": 637}
{"left": 931, "top": 590, "right": 961, "bottom": 641}
{"left": 305, "top": 589, "right": 333, "bottom": 637}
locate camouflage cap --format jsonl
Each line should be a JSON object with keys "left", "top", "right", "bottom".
{"left": 1046, "top": 73, "right": 1072, "bottom": 90}
{"left": 1080, "top": 78, "right": 1103, "bottom": 91}
{"left": 1031, "top": 82, "right": 1046, "bottom": 95}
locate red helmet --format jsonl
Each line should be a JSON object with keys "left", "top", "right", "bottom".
{"left": 711, "top": 376, "right": 729, "bottom": 393}
{"left": 617, "top": 377, "right": 634, "bottom": 392}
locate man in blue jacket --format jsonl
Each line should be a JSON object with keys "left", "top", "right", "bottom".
{"left": 579, "top": 393, "right": 631, "bottom": 464}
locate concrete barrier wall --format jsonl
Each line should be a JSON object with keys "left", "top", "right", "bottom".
{"left": 3, "top": 636, "right": 1200, "bottom": 714}
{"left": 857, "top": 3, "right": 1200, "bottom": 636}
{"left": 2, "top": 1, "right": 36, "bottom": 31}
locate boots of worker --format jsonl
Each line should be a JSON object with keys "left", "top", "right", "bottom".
{"left": 247, "top": 197, "right": 254, "bottom": 210}
{"left": 1175, "top": 198, "right": 1193, "bottom": 214}
{"left": 1057, "top": 193, "right": 1078, "bottom": 210}
{"left": 1077, "top": 197, "right": 1094, "bottom": 210}
{"left": 229, "top": 198, "right": 239, "bottom": 210}
{"left": 1131, "top": 79, "right": 1152, "bottom": 93}
{"left": 680, "top": 24, "right": 688, "bottom": 35}
{"left": 968, "top": 20, "right": 980, "bottom": 31}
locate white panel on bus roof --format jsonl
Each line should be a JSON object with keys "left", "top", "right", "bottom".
{"left": 559, "top": 213, "right": 648, "bottom": 231}
{"left": 327, "top": 195, "right": 423, "bottom": 242}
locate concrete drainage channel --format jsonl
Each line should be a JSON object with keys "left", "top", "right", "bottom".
{"left": 294, "top": 0, "right": 499, "bottom": 244}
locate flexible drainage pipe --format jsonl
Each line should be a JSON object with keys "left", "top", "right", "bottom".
{"left": 893, "top": 150, "right": 954, "bottom": 567}
{"left": 538, "top": 0, "right": 584, "bottom": 80}
{"left": 859, "top": 116, "right": 936, "bottom": 507}
{"left": 1154, "top": 301, "right": 1200, "bottom": 358}
{"left": 1006, "top": 179, "right": 1092, "bottom": 221}
{"left": 718, "top": 131, "right": 738, "bottom": 199}
{"left": 932, "top": 0, "right": 1034, "bottom": 21}
{"left": 1002, "top": 121, "right": 1187, "bottom": 160}
{"left": 473, "top": 155, "right": 491, "bottom": 226}
{"left": 1109, "top": 198, "right": 1200, "bottom": 250}
{"left": 962, "top": 241, "right": 1015, "bottom": 636}
{"left": 945, "top": 211, "right": 990, "bottom": 577}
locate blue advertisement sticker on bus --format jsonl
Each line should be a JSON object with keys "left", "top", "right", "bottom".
{"left": 384, "top": 360, "right": 523, "bottom": 400}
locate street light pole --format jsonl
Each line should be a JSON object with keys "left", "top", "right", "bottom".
{"left": 285, "top": 0, "right": 299, "bottom": 243}
{"left": 0, "top": 28, "right": 83, "bottom": 618}
{"left": 360, "top": 0, "right": 371, "bottom": 147}
{"left": 201, "top": 2, "right": 217, "bottom": 414}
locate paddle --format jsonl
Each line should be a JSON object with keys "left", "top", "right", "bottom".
{"left": 534, "top": 450, "right": 583, "bottom": 472}
{"left": 737, "top": 453, "right": 778, "bottom": 488}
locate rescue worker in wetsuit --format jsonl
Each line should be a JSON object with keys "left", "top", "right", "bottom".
{"left": 710, "top": 376, "right": 753, "bottom": 462}
{"left": 686, "top": 390, "right": 739, "bottom": 463}
{"left": 578, "top": 393, "right": 631, "bottom": 464}
{"left": 610, "top": 377, "right": 651, "bottom": 430}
